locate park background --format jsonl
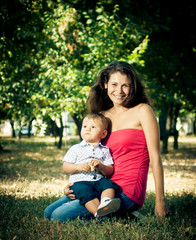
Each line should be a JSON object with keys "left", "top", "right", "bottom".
{"left": 0, "top": 0, "right": 195, "bottom": 239}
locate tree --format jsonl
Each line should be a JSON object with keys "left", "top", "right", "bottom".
{"left": 140, "top": 1, "right": 196, "bottom": 153}
{"left": 34, "top": 3, "right": 148, "bottom": 148}
{"left": 0, "top": 0, "right": 50, "bottom": 136}
{"left": 65, "top": 0, "right": 196, "bottom": 152}
{"left": 100, "top": 0, "right": 196, "bottom": 153}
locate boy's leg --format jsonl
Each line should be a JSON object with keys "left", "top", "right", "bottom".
{"left": 100, "top": 188, "right": 115, "bottom": 199}
{"left": 95, "top": 179, "right": 121, "bottom": 217}
{"left": 71, "top": 181, "right": 101, "bottom": 216}
{"left": 85, "top": 198, "right": 100, "bottom": 215}
{"left": 97, "top": 192, "right": 121, "bottom": 217}
{"left": 85, "top": 188, "right": 117, "bottom": 216}
{"left": 71, "top": 181, "right": 99, "bottom": 205}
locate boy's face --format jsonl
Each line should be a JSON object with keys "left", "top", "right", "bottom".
{"left": 81, "top": 117, "right": 107, "bottom": 145}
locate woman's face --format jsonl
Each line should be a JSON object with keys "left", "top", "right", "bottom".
{"left": 104, "top": 72, "right": 131, "bottom": 106}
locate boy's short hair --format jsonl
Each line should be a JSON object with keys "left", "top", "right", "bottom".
{"left": 84, "top": 113, "right": 108, "bottom": 130}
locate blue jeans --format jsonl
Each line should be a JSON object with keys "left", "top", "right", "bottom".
{"left": 44, "top": 191, "right": 140, "bottom": 223}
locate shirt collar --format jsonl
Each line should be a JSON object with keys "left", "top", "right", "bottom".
{"left": 80, "top": 140, "right": 107, "bottom": 148}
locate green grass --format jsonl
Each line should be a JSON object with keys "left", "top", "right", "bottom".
{"left": 0, "top": 136, "right": 196, "bottom": 240}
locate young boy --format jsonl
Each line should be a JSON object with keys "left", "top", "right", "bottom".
{"left": 63, "top": 113, "right": 121, "bottom": 218}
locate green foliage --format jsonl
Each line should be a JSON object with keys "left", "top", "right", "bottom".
{"left": 1, "top": 0, "right": 195, "bottom": 145}
{"left": 34, "top": 3, "right": 148, "bottom": 131}
{"left": 0, "top": 0, "right": 52, "bottom": 127}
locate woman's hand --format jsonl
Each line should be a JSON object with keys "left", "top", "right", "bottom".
{"left": 64, "top": 183, "right": 76, "bottom": 200}
{"left": 155, "top": 199, "right": 169, "bottom": 218}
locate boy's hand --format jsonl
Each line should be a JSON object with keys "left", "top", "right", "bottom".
{"left": 77, "top": 162, "right": 91, "bottom": 172}
{"left": 90, "top": 159, "right": 101, "bottom": 169}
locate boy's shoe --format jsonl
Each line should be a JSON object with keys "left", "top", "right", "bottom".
{"left": 96, "top": 198, "right": 121, "bottom": 217}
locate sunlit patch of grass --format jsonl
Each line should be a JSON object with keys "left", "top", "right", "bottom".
{"left": 0, "top": 177, "right": 66, "bottom": 199}
{"left": 147, "top": 135, "right": 196, "bottom": 194}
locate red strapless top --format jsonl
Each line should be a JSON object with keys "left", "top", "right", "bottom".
{"left": 103, "top": 129, "right": 149, "bottom": 207}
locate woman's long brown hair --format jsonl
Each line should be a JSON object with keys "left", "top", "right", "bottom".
{"left": 87, "top": 61, "right": 151, "bottom": 113}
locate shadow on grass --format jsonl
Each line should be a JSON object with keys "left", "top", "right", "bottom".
{"left": 0, "top": 156, "right": 63, "bottom": 180}
{"left": 0, "top": 136, "right": 80, "bottom": 151}
{"left": 0, "top": 137, "right": 68, "bottom": 181}
{"left": 0, "top": 192, "right": 195, "bottom": 240}
{"left": 143, "top": 192, "right": 196, "bottom": 220}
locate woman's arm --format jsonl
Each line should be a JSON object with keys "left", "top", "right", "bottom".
{"left": 138, "top": 104, "right": 168, "bottom": 217}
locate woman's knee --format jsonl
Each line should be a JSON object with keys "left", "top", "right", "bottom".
{"left": 50, "top": 209, "right": 63, "bottom": 221}
{"left": 44, "top": 196, "right": 70, "bottom": 220}
{"left": 43, "top": 205, "right": 67, "bottom": 222}
{"left": 44, "top": 206, "right": 52, "bottom": 220}
{"left": 50, "top": 204, "right": 75, "bottom": 222}
{"left": 50, "top": 200, "right": 92, "bottom": 222}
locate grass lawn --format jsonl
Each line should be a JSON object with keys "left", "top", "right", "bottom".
{"left": 0, "top": 135, "right": 195, "bottom": 240}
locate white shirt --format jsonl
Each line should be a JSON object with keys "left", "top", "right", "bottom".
{"left": 63, "top": 140, "right": 113, "bottom": 183}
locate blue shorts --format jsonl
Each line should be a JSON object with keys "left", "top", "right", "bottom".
{"left": 70, "top": 178, "right": 121, "bottom": 205}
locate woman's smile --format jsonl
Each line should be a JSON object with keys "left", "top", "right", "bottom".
{"left": 113, "top": 94, "right": 125, "bottom": 99}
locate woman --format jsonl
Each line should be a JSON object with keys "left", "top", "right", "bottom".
{"left": 44, "top": 61, "right": 168, "bottom": 222}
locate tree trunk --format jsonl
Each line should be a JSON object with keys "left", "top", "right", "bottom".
{"left": 27, "top": 117, "right": 35, "bottom": 138}
{"left": 173, "top": 130, "right": 178, "bottom": 149}
{"left": 159, "top": 107, "right": 170, "bottom": 154}
{"left": 162, "top": 132, "right": 169, "bottom": 154}
{"left": 173, "top": 104, "right": 181, "bottom": 149}
{"left": 193, "top": 113, "right": 196, "bottom": 135}
{"left": 57, "top": 118, "right": 64, "bottom": 149}
{"left": 10, "top": 120, "right": 16, "bottom": 138}
{"left": 72, "top": 114, "right": 83, "bottom": 140}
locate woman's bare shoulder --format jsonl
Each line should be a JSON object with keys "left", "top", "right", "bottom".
{"left": 129, "top": 104, "right": 155, "bottom": 121}
{"left": 135, "top": 103, "right": 153, "bottom": 113}
{"left": 135, "top": 104, "right": 157, "bottom": 125}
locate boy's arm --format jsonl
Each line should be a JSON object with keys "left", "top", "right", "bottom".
{"left": 63, "top": 161, "right": 91, "bottom": 173}
{"left": 92, "top": 146, "right": 114, "bottom": 178}
{"left": 63, "top": 145, "right": 91, "bottom": 173}
{"left": 90, "top": 159, "right": 114, "bottom": 177}
{"left": 98, "top": 163, "right": 114, "bottom": 178}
